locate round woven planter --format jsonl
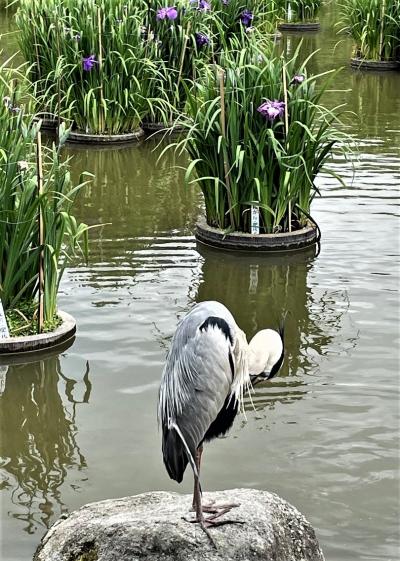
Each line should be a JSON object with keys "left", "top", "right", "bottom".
{"left": 142, "top": 122, "right": 187, "bottom": 135}
{"left": 34, "top": 113, "right": 58, "bottom": 131}
{"left": 0, "top": 310, "right": 76, "bottom": 356}
{"left": 278, "top": 22, "right": 320, "bottom": 32}
{"left": 67, "top": 128, "right": 144, "bottom": 144}
{"left": 350, "top": 57, "right": 400, "bottom": 71}
{"left": 195, "top": 219, "right": 318, "bottom": 252}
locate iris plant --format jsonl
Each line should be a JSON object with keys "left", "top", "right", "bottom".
{"left": 290, "top": 74, "right": 305, "bottom": 84}
{"left": 191, "top": 0, "right": 210, "bottom": 10}
{"left": 240, "top": 9, "right": 253, "bottom": 26}
{"left": 0, "top": 62, "right": 91, "bottom": 329}
{"left": 82, "top": 55, "right": 97, "bottom": 71}
{"left": 195, "top": 31, "right": 210, "bottom": 46}
{"left": 170, "top": 44, "right": 351, "bottom": 234}
{"left": 257, "top": 99, "right": 285, "bottom": 120}
{"left": 156, "top": 6, "right": 178, "bottom": 20}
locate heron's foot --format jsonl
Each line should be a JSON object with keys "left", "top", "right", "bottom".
{"left": 183, "top": 507, "right": 244, "bottom": 527}
{"left": 191, "top": 500, "right": 240, "bottom": 515}
{"left": 204, "top": 505, "right": 243, "bottom": 524}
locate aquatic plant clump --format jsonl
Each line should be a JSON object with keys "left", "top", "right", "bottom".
{"left": 141, "top": 0, "right": 215, "bottom": 125}
{"left": 0, "top": 60, "right": 91, "bottom": 330}
{"left": 276, "top": 0, "right": 322, "bottom": 23}
{"left": 339, "top": 0, "right": 400, "bottom": 62}
{"left": 210, "top": 0, "right": 279, "bottom": 45}
{"left": 16, "top": 0, "right": 170, "bottom": 135}
{"left": 170, "top": 44, "right": 350, "bottom": 234}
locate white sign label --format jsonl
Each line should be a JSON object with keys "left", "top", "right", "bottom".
{"left": 0, "top": 300, "right": 10, "bottom": 339}
{"left": 251, "top": 205, "right": 260, "bottom": 235}
{"left": 0, "top": 365, "right": 8, "bottom": 395}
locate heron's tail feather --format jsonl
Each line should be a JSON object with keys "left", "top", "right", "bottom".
{"left": 162, "top": 422, "right": 197, "bottom": 483}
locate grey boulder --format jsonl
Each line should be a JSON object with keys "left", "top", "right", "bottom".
{"left": 34, "top": 489, "right": 325, "bottom": 561}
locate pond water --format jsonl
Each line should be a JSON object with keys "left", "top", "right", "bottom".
{"left": 1, "top": 4, "right": 399, "bottom": 561}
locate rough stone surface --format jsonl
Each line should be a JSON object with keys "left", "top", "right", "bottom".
{"left": 33, "top": 489, "right": 325, "bottom": 561}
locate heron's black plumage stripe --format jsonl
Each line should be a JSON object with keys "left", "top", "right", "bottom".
{"left": 269, "top": 324, "right": 285, "bottom": 379}
{"left": 269, "top": 345, "right": 284, "bottom": 379}
{"left": 162, "top": 426, "right": 188, "bottom": 483}
{"left": 199, "top": 316, "right": 234, "bottom": 345}
{"left": 228, "top": 351, "right": 235, "bottom": 380}
{"left": 202, "top": 394, "right": 239, "bottom": 443}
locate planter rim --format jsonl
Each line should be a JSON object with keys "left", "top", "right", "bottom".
{"left": 350, "top": 57, "right": 400, "bottom": 71}
{"left": 0, "top": 310, "right": 76, "bottom": 356}
{"left": 33, "top": 114, "right": 58, "bottom": 131}
{"left": 196, "top": 219, "right": 318, "bottom": 253}
{"left": 141, "top": 122, "right": 187, "bottom": 135}
{"left": 278, "top": 22, "right": 320, "bottom": 31}
{"left": 67, "top": 128, "right": 144, "bottom": 144}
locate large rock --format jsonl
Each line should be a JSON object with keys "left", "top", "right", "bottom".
{"left": 34, "top": 489, "right": 325, "bottom": 561}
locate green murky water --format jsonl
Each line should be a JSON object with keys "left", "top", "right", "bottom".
{"left": 1, "top": 4, "right": 399, "bottom": 560}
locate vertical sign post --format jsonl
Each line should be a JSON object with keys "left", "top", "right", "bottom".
{"left": 36, "top": 131, "right": 44, "bottom": 333}
{"left": 0, "top": 300, "right": 10, "bottom": 339}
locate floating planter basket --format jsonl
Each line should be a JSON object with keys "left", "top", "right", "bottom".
{"left": 33, "top": 112, "right": 58, "bottom": 131}
{"left": 278, "top": 22, "right": 320, "bottom": 31}
{"left": 170, "top": 43, "right": 350, "bottom": 255}
{"left": 0, "top": 311, "right": 76, "bottom": 356}
{"left": 350, "top": 58, "right": 400, "bottom": 71}
{"left": 141, "top": 122, "right": 187, "bottom": 135}
{"left": 196, "top": 218, "right": 318, "bottom": 252}
{"left": 67, "top": 129, "right": 145, "bottom": 145}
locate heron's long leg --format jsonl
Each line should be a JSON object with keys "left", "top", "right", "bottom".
{"left": 191, "top": 445, "right": 240, "bottom": 518}
{"left": 190, "top": 447, "right": 217, "bottom": 547}
{"left": 192, "top": 445, "right": 203, "bottom": 510}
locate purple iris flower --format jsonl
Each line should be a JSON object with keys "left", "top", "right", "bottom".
{"left": 290, "top": 74, "right": 305, "bottom": 85}
{"left": 257, "top": 100, "right": 285, "bottom": 121}
{"left": 198, "top": 0, "right": 210, "bottom": 10}
{"left": 190, "top": 0, "right": 210, "bottom": 10}
{"left": 222, "top": 0, "right": 229, "bottom": 4}
{"left": 195, "top": 32, "right": 210, "bottom": 47}
{"left": 156, "top": 6, "right": 178, "bottom": 20}
{"left": 240, "top": 9, "right": 253, "bottom": 26}
{"left": 82, "top": 55, "right": 97, "bottom": 72}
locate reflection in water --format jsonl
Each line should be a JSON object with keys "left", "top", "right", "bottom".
{"left": 195, "top": 243, "right": 357, "bottom": 414}
{"left": 0, "top": 358, "right": 91, "bottom": 534}
{"left": 64, "top": 140, "right": 203, "bottom": 294}
{"left": 0, "top": 8, "right": 20, "bottom": 63}
{"left": 282, "top": 32, "right": 320, "bottom": 75}
{"left": 348, "top": 72, "right": 400, "bottom": 142}
{"left": 68, "top": 139, "right": 200, "bottom": 236}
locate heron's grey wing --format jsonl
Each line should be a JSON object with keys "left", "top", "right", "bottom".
{"left": 177, "top": 322, "right": 234, "bottom": 445}
{"left": 159, "top": 317, "right": 234, "bottom": 482}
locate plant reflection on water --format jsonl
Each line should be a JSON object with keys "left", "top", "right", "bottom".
{"left": 0, "top": 358, "right": 91, "bottom": 534}
{"left": 194, "top": 243, "right": 358, "bottom": 416}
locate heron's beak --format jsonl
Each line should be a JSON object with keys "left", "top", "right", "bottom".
{"left": 250, "top": 371, "right": 274, "bottom": 386}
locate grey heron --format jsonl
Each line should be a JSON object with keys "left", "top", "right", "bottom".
{"left": 158, "top": 300, "right": 284, "bottom": 539}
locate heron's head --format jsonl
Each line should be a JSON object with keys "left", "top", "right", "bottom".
{"left": 248, "top": 327, "right": 284, "bottom": 382}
